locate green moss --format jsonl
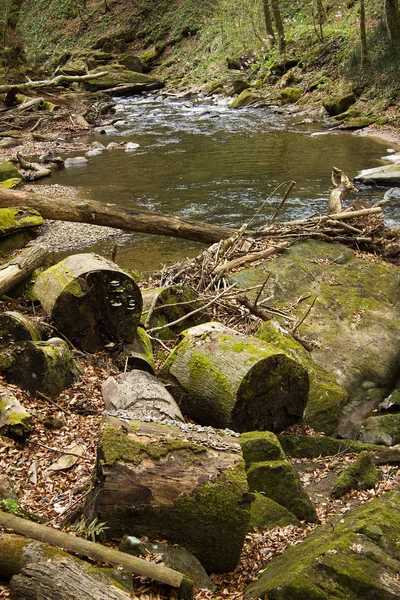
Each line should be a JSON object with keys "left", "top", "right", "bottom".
{"left": 0, "top": 208, "right": 44, "bottom": 234}
{"left": 280, "top": 87, "right": 302, "bottom": 103}
{"left": 188, "top": 350, "right": 232, "bottom": 400}
{"left": 247, "top": 460, "right": 317, "bottom": 522}
{"left": 229, "top": 89, "right": 258, "bottom": 108}
{"left": 100, "top": 423, "right": 206, "bottom": 466}
{"left": 240, "top": 431, "right": 285, "bottom": 467}
{"left": 0, "top": 162, "right": 24, "bottom": 183}
{"left": 248, "top": 492, "right": 300, "bottom": 530}
{"left": 331, "top": 451, "right": 380, "bottom": 498}
{"left": 278, "top": 434, "right": 385, "bottom": 458}
{"left": 0, "top": 178, "right": 23, "bottom": 189}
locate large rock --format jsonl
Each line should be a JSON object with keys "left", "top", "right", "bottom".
{"left": 84, "top": 417, "right": 250, "bottom": 573}
{"left": 0, "top": 162, "right": 24, "bottom": 183}
{"left": 0, "top": 385, "right": 33, "bottom": 440}
{"left": 83, "top": 66, "right": 163, "bottom": 92}
{"left": 245, "top": 491, "right": 400, "bottom": 599}
{"left": 323, "top": 93, "right": 357, "bottom": 116}
{"left": 231, "top": 240, "right": 400, "bottom": 438}
{"left": 355, "top": 162, "right": 400, "bottom": 185}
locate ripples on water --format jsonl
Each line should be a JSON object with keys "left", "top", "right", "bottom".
{"left": 42, "top": 95, "right": 399, "bottom": 271}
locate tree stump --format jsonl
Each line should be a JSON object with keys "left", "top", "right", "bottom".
{"left": 84, "top": 417, "right": 250, "bottom": 573}
{"left": 1, "top": 340, "right": 80, "bottom": 397}
{"left": 161, "top": 322, "right": 309, "bottom": 433}
{"left": 113, "top": 327, "right": 155, "bottom": 374}
{"left": 141, "top": 285, "right": 208, "bottom": 339}
{"left": 32, "top": 253, "right": 143, "bottom": 352}
{"left": 102, "top": 370, "right": 184, "bottom": 422}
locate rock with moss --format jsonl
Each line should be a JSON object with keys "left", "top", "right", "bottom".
{"left": 229, "top": 90, "right": 258, "bottom": 108}
{"left": 360, "top": 413, "right": 400, "bottom": 446}
{"left": 248, "top": 492, "right": 300, "bottom": 530}
{"left": 0, "top": 162, "right": 24, "bottom": 183}
{"left": 140, "top": 44, "right": 165, "bottom": 66}
{"left": 141, "top": 285, "right": 209, "bottom": 340}
{"left": 0, "top": 385, "right": 33, "bottom": 440}
{"left": 1, "top": 340, "right": 80, "bottom": 397}
{"left": 277, "top": 433, "right": 383, "bottom": 458}
{"left": 240, "top": 431, "right": 285, "bottom": 468}
{"left": 82, "top": 65, "right": 163, "bottom": 92}
{"left": 231, "top": 240, "right": 400, "bottom": 438}
{"left": 0, "top": 178, "right": 23, "bottom": 189}
{"left": 355, "top": 162, "right": 400, "bottom": 185}
{"left": 330, "top": 451, "right": 380, "bottom": 499}
{"left": 256, "top": 320, "right": 348, "bottom": 436}
{"left": 160, "top": 322, "right": 309, "bottom": 433}
{"left": 0, "top": 207, "right": 43, "bottom": 237}
{"left": 246, "top": 459, "right": 317, "bottom": 522}
{"left": 280, "top": 87, "right": 301, "bottom": 104}
{"left": 84, "top": 417, "right": 250, "bottom": 573}
{"left": 101, "top": 370, "right": 184, "bottom": 423}
{"left": 323, "top": 93, "right": 357, "bottom": 116}
{"left": 245, "top": 491, "right": 400, "bottom": 599}
{"left": 32, "top": 253, "right": 143, "bottom": 353}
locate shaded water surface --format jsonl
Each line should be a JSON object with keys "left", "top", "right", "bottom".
{"left": 40, "top": 95, "right": 399, "bottom": 272}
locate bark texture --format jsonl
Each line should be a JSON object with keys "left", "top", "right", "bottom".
{"left": 0, "top": 189, "right": 238, "bottom": 244}
{"left": 32, "top": 253, "right": 142, "bottom": 352}
{"left": 161, "top": 322, "right": 309, "bottom": 433}
{"left": 84, "top": 417, "right": 250, "bottom": 574}
{"left": 0, "top": 244, "right": 49, "bottom": 297}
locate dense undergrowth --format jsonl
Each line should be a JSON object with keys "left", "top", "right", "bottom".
{"left": 1, "top": 0, "right": 400, "bottom": 124}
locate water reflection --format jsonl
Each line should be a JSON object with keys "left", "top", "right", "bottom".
{"left": 36, "top": 95, "right": 399, "bottom": 271}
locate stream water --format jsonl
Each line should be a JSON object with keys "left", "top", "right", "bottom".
{"left": 37, "top": 95, "right": 400, "bottom": 272}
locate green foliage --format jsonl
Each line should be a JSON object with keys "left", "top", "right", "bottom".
{"left": 0, "top": 497, "right": 46, "bottom": 522}
{"left": 74, "top": 516, "right": 109, "bottom": 542}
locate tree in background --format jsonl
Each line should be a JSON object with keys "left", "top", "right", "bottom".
{"left": 263, "top": 0, "right": 286, "bottom": 53}
{"left": 385, "top": 0, "right": 400, "bottom": 40}
{"left": 359, "top": 0, "right": 369, "bottom": 65}
{"left": 312, "top": 0, "right": 326, "bottom": 41}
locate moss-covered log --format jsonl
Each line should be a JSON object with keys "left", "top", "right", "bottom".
{"left": 32, "top": 253, "right": 143, "bottom": 352}
{"left": 0, "top": 207, "right": 43, "bottom": 237}
{"left": 161, "top": 322, "right": 309, "bottom": 433}
{"left": 113, "top": 328, "right": 155, "bottom": 374}
{"left": 141, "top": 285, "right": 209, "bottom": 339}
{"left": 84, "top": 417, "right": 250, "bottom": 574}
{"left": 0, "top": 311, "right": 41, "bottom": 347}
{"left": 1, "top": 340, "right": 80, "bottom": 397}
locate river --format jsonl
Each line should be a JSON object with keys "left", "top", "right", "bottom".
{"left": 37, "top": 94, "right": 400, "bottom": 273}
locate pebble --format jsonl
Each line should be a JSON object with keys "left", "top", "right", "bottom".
{"left": 64, "top": 156, "right": 88, "bottom": 167}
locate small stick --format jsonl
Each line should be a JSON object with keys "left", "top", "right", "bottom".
{"left": 254, "top": 273, "right": 271, "bottom": 305}
{"left": 270, "top": 180, "right": 296, "bottom": 222}
{"left": 293, "top": 295, "right": 318, "bottom": 333}
{"left": 26, "top": 439, "right": 90, "bottom": 461}
{"left": 37, "top": 391, "right": 70, "bottom": 414}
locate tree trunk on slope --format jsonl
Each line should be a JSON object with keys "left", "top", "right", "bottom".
{"left": 262, "top": 0, "right": 276, "bottom": 46}
{"left": 270, "top": 0, "right": 286, "bottom": 53}
{"left": 0, "top": 189, "right": 238, "bottom": 244}
{"left": 385, "top": 0, "right": 400, "bottom": 40}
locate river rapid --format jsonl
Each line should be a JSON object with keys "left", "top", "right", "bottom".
{"left": 36, "top": 94, "right": 400, "bottom": 273}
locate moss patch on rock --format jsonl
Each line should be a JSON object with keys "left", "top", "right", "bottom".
{"left": 240, "top": 431, "right": 285, "bottom": 467}
{"left": 249, "top": 492, "right": 300, "bottom": 530}
{"left": 330, "top": 451, "right": 380, "bottom": 498}
{"left": 0, "top": 162, "right": 24, "bottom": 183}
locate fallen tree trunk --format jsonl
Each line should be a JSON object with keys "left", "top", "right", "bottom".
{"left": 0, "top": 189, "right": 239, "bottom": 244}
{"left": 0, "top": 71, "right": 109, "bottom": 95}
{"left": 0, "top": 244, "right": 49, "bottom": 296}
{"left": 0, "top": 513, "right": 187, "bottom": 591}
{"left": 161, "top": 322, "right": 309, "bottom": 432}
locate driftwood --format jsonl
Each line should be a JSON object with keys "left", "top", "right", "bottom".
{"left": 0, "top": 244, "right": 49, "bottom": 296}
{"left": 0, "top": 513, "right": 189, "bottom": 593}
{"left": 212, "top": 242, "right": 290, "bottom": 275}
{"left": 328, "top": 166, "right": 358, "bottom": 214}
{"left": 33, "top": 253, "right": 143, "bottom": 352}
{"left": 0, "top": 71, "right": 109, "bottom": 95}
{"left": 0, "top": 188, "right": 238, "bottom": 244}
{"left": 161, "top": 322, "right": 309, "bottom": 432}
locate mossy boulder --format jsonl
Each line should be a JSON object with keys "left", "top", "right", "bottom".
{"left": 256, "top": 320, "right": 348, "bottom": 436}
{"left": 0, "top": 178, "right": 23, "bottom": 189}
{"left": 249, "top": 492, "right": 300, "bottom": 530}
{"left": 0, "top": 386, "right": 33, "bottom": 440}
{"left": 355, "top": 163, "right": 400, "bottom": 185}
{"left": 140, "top": 44, "right": 165, "bottom": 66}
{"left": 245, "top": 491, "right": 400, "bottom": 599}
{"left": 231, "top": 240, "right": 400, "bottom": 438}
{"left": 230, "top": 90, "right": 258, "bottom": 108}
{"left": 278, "top": 433, "right": 384, "bottom": 458}
{"left": 0, "top": 207, "right": 44, "bottom": 237}
{"left": 246, "top": 460, "right": 317, "bottom": 522}
{"left": 82, "top": 66, "right": 163, "bottom": 92}
{"left": 360, "top": 413, "right": 400, "bottom": 446}
{"left": 84, "top": 418, "right": 250, "bottom": 573}
{"left": 330, "top": 451, "right": 380, "bottom": 498}
{"left": 240, "top": 431, "right": 285, "bottom": 468}
{"left": 280, "top": 87, "right": 301, "bottom": 104}
{"left": 0, "top": 162, "right": 24, "bottom": 183}
{"left": 323, "top": 93, "right": 357, "bottom": 116}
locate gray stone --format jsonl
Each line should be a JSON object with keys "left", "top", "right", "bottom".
{"left": 94, "top": 125, "right": 119, "bottom": 135}
{"left": 360, "top": 413, "right": 400, "bottom": 446}
{"left": 124, "top": 142, "right": 140, "bottom": 152}
{"left": 64, "top": 156, "right": 88, "bottom": 168}
{"left": 85, "top": 148, "right": 103, "bottom": 157}
{"left": 355, "top": 163, "right": 400, "bottom": 185}
{"left": 0, "top": 386, "right": 33, "bottom": 440}
{"left": 384, "top": 187, "right": 400, "bottom": 200}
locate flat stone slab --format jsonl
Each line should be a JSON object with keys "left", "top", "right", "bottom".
{"left": 355, "top": 163, "right": 400, "bottom": 185}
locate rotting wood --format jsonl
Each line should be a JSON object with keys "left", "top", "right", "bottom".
{"left": 0, "top": 244, "right": 49, "bottom": 296}
{"left": 211, "top": 242, "right": 290, "bottom": 275}
{"left": 328, "top": 166, "right": 358, "bottom": 214}
{"left": 0, "top": 509, "right": 187, "bottom": 590}
{"left": 0, "top": 188, "right": 238, "bottom": 244}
